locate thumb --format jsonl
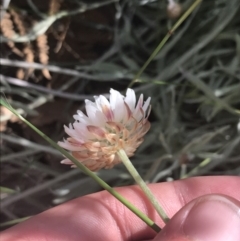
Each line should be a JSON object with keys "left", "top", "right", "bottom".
{"left": 154, "top": 194, "right": 240, "bottom": 241}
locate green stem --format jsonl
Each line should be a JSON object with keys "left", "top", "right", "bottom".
{"left": 0, "top": 98, "right": 161, "bottom": 233}
{"left": 128, "top": 0, "right": 202, "bottom": 88}
{"left": 0, "top": 217, "right": 32, "bottom": 228}
{"left": 117, "top": 149, "right": 170, "bottom": 224}
{"left": 181, "top": 158, "right": 212, "bottom": 179}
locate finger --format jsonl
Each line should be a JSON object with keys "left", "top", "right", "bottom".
{"left": 1, "top": 176, "right": 240, "bottom": 241}
{"left": 153, "top": 194, "right": 240, "bottom": 241}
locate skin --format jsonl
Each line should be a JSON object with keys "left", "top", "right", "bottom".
{"left": 1, "top": 176, "right": 240, "bottom": 241}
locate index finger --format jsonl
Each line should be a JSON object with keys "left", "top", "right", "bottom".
{"left": 1, "top": 176, "right": 240, "bottom": 241}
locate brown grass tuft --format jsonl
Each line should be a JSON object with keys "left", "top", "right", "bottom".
{"left": 49, "top": 0, "right": 62, "bottom": 16}
{"left": 9, "top": 8, "right": 35, "bottom": 79}
{"left": 36, "top": 34, "right": 51, "bottom": 80}
{"left": 0, "top": 10, "right": 23, "bottom": 57}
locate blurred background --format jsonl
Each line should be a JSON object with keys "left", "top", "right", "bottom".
{"left": 0, "top": 0, "right": 240, "bottom": 230}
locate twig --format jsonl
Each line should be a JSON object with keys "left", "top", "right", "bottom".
{"left": 0, "top": 75, "right": 109, "bottom": 100}
{"left": 0, "top": 59, "right": 132, "bottom": 81}
{"left": 1, "top": 133, "right": 61, "bottom": 156}
{"left": 1, "top": 149, "right": 40, "bottom": 162}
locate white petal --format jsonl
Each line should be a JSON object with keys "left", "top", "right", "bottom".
{"left": 58, "top": 140, "right": 83, "bottom": 151}
{"left": 94, "top": 95, "right": 103, "bottom": 111}
{"left": 96, "top": 95, "right": 114, "bottom": 121}
{"left": 94, "top": 111, "right": 107, "bottom": 126}
{"left": 74, "top": 110, "right": 91, "bottom": 125}
{"left": 136, "top": 94, "right": 143, "bottom": 108}
{"left": 110, "top": 89, "right": 126, "bottom": 122}
{"left": 125, "top": 88, "right": 136, "bottom": 112}
{"left": 95, "top": 95, "right": 110, "bottom": 109}
{"left": 142, "top": 97, "right": 151, "bottom": 113}
{"left": 64, "top": 125, "right": 89, "bottom": 143}
{"left": 85, "top": 100, "right": 107, "bottom": 126}
{"left": 85, "top": 100, "right": 99, "bottom": 124}
{"left": 73, "top": 122, "right": 93, "bottom": 140}
{"left": 61, "top": 159, "right": 73, "bottom": 165}
{"left": 109, "top": 89, "right": 123, "bottom": 109}
{"left": 133, "top": 94, "right": 144, "bottom": 121}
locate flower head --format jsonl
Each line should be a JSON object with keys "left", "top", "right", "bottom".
{"left": 58, "top": 88, "right": 151, "bottom": 171}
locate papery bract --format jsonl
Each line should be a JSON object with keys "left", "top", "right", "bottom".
{"left": 58, "top": 88, "right": 151, "bottom": 171}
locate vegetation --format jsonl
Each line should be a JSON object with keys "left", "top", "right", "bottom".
{"left": 1, "top": 0, "right": 239, "bottom": 229}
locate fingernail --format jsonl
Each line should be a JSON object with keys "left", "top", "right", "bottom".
{"left": 183, "top": 195, "right": 240, "bottom": 241}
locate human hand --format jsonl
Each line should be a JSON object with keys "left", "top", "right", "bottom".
{"left": 1, "top": 176, "right": 240, "bottom": 241}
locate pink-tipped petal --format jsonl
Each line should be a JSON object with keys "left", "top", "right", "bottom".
{"left": 96, "top": 95, "right": 114, "bottom": 121}
{"left": 58, "top": 140, "right": 83, "bottom": 151}
{"left": 87, "top": 126, "right": 106, "bottom": 138}
{"left": 124, "top": 102, "right": 132, "bottom": 121}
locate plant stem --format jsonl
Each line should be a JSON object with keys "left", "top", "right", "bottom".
{"left": 0, "top": 97, "right": 161, "bottom": 233}
{"left": 0, "top": 217, "right": 32, "bottom": 228}
{"left": 117, "top": 149, "right": 170, "bottom": 224}
{"left": 128, "top": 0, "right": 202, "bottom": 88}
